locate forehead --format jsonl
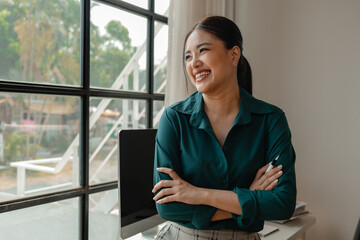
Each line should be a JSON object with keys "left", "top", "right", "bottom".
{"left": 185, "top": 29, "right": 221, "bottom": 50}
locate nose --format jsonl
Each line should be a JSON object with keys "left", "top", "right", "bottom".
{"left": 191, "top": 56, "right": 201, "bottom": 68}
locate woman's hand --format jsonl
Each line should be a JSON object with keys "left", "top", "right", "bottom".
{"left": 249, "top": 164, "right": 283, "bottom": 191}
{"left": 152, "top": 167, "right": 203, "bottom": 205}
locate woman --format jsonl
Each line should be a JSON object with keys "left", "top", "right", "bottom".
{"left": 152, "top": 16, "right": 296, "bottom": 240}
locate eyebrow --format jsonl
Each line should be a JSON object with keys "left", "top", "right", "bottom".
{"left": 185, "top": 42, "right": 213, "bottom": 55}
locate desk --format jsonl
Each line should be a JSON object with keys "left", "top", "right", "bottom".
{"left": 127, "top": 215, "right": 316, "bottom": 240}
{"left": 261, "top": 215, "right": 316, "bottom": 240}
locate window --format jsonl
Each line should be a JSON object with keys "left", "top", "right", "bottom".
{"left": 0, "top": 0, "right": 168, "bottom": 239}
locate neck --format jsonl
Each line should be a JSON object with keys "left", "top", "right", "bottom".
{"left": 203, "top": 84, "right": 241, "bottom": 116}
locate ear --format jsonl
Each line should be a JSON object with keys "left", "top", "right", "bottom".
{"left": 230, "top": 46, "right": 241, "bottom": 63}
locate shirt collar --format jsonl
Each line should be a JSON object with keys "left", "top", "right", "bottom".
{"left": 171, "top": 87, "right": 273, "bottom": 129}
{"left": 235, "top": 87, "right": 273, "bottom": 125}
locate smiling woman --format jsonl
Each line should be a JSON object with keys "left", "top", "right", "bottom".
{"left": 153, "top": 16, "right": 296, "bottom": 240}
{"left": 184, "top": 31, "right": 238, "bottom": 96}
{"left": 183, "top": 16, "right": 252, "bottom": 96}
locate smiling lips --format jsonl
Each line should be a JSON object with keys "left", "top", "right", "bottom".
{"left": 195, "top": 70, "right": 211, "bottom": 81}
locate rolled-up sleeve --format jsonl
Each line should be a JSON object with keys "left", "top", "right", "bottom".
{"left": 232, "top": 110, "right": 297, "bottom": 228}
{"left": 153, "top": 109, "right": 217, "bottom": 229}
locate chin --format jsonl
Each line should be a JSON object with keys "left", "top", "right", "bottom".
{"left": 195, "top": 79, "right": 215, "bottom": 92}
{"left": 195, "top": 85, "right": 210, "bottom": 94}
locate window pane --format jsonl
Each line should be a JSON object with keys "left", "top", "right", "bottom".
{"left": 121, "top": 0, "right": 148, "bottom": 9}
{"left": 155, "top": 0, "right": 170, "bottom": 16}
{"left": 90, "top": 2, "right": 148, "bottom": 91}
{"left": 153, "top": 100, "right": 165, "bottom": 128}
{"left": 89, "top": 98, "right": 146, "bottom": 184}
{"left": 0, "top": 198, "right": 79, "bottom": 240}
{"left": 154, "top": 22, "right": 168, "bottom": 94}
{"left": 0, "top": 0, "right": 81, "bottom": 86}
{"left": 0, "top": 93, "right": 80, "bottom": 201}
{"left": 89, "top": 190, "right": 118, "bottom": 240}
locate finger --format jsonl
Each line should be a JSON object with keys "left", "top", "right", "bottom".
{"left": 156, "top": 194, "right": 176, "bottom": 204}
{"left": 270, "top": 164, "right": 283, "bottom": 173}
{"left": 256, "top": 171, "right": 270, "bottom": 187}
{"left": 152, "top": 180, "right": 174, "bottom": 193}
{"left": 260, "top": 170, "right": 283, "bottom": 190}
{"left": 153, "top": 187, "right": 176, "bottom": 201}
{"left": 265, "top": 179, "right": 279, "bottom": 191}
{"left": 157, "top": 167, "right": 180, "bottom": 180}
{"left": 264, "top": 165, "right": 283, "bottom": 178}
{"left": 253, "top": 164, "right": 269, "bottom": 182}
{"left": 251, "top": 165, "right": 283, "bottom": 191}
{"left": 254, "top": 163, "right": 274, "bottom": 183}
{"left": 259, "top": 163, "right": 271, "bottom": 175}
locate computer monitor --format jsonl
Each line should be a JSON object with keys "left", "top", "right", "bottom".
{"left": 118, "top": 129, "right": 165, "bottom": 239}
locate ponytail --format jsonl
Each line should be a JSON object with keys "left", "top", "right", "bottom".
{"left": 237, "top": 55, "right": 252, "bottom": 95}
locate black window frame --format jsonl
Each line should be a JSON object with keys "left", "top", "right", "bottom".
{"left": 0, "top": 0, "right": 167, "bottom": 239}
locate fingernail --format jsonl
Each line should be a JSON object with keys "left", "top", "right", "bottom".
{"left": 277, "top": 165, "right": 282, "bottom": 169}
{"left": 278, "top": 171, "right": 283, "bottom": 175}
{"left": 274, "top": 179, "right": 278, "bottom": 183}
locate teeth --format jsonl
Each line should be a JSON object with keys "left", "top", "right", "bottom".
{"left": 195, "top": 71, "right": 210, "bottom": 78}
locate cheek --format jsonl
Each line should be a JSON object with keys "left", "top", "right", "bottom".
{"left": 213, "top": 60, "right": 232, "bottom": 76}
{"left": 185, "top": 63, "right": 193, "bottom": 79}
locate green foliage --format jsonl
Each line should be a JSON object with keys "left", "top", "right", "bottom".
{"left": 41, "top": 134, "right": 69, "bottom": 154}
{"left": 0, "top": 8, "right": 20, "bottom": 79}
{"left": 105, "top": 20, "right": 132, "bottom": 49}
{"left": 4, "top": 131, "right": 22, "bottom": 162}
{"left": 90, "top": 20, "right": 137, "bottom": 88}
{"left": 0, "top": 0, "right": 135, "bottom": 87}
{"left": 4, "top": 131, "right": 38, "bottom": 163}
{"left": 0, "top": 0, "right": 142, "bottom": 159}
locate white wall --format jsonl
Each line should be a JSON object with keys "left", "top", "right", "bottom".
{"left": 236, "top": 0, "right": 360, "bottom": 239}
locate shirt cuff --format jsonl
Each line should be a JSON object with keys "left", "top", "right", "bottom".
{"left": 232, "top": 187, "right": 257, "bottom": 228}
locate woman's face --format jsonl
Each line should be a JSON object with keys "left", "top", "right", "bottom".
{"left": 184, "top": 29, "right": 239, "bottom": 94}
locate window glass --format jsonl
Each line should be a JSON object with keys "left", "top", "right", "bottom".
{"left": 155, "top": 0, "right": 170, "bottom": 16}
{"left": 153, "top": 100, "right": 165, "bottom": 128}
{"left": 0, "top": 0, "right": 167, "bottom": 237}
{"left": 154, "top": 22, "right": 168, "bottom": 94}
{"left": 89, "top": 190, "right": 118, "bottom": 240}
{"left": 89, "top": 97, "right": 146, "bottom": 184}
{"left": 90, "top": 2, "right": 148, "bottom": 91}
{"left": 121, "top": 0, "right": 148, "bottom": 9}
{"left": 0, "top": 0, "right": 81, "bottom": 86}
{"left": 0, "top": 93, "right": 80, "bottom": 201}
{"left": 0, "top": 198, "right": 79, "bottom": 240}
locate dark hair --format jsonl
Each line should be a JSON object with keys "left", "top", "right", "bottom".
{"left": 183, "top": 16, "right": 252, "bottom": 95}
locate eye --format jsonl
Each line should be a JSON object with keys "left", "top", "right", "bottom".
{"left": 184, "top": 54, "right": 192, "bottom": 61}
{"left": 199, "top": 48, "right": 209, "bottom": 53}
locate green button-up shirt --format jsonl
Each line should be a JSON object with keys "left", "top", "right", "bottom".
{"left": 153, "top": 87, "right": 296, "bottom": 232}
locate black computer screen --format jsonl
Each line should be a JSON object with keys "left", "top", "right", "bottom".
{"left": 118, "top": 129, "right": 160, "bottom": 230}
